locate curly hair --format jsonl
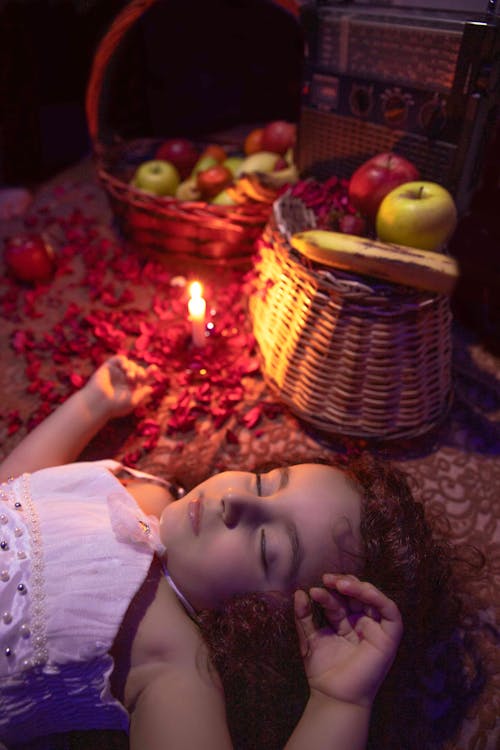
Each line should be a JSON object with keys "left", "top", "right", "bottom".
{"left": 197, "top": 453, "right": 485, "bottom": 750}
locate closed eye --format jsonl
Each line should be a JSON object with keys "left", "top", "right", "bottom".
{"left": 260, "top": 528, "right": 268, "bottom": 574}
{"left": 255, "top": 473, "right": 262, "bottom": 496}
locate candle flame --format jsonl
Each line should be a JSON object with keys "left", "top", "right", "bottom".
{"left": 189, "top": 281, "right": 203, "bottom": 300}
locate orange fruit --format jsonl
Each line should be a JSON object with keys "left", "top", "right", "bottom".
{"left": 200, "top": 144, "right": 228, "bottom": 163}
{"left": 244, "top": 128, "right": 264, "bottom": 155}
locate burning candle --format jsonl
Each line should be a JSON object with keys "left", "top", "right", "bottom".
{"left": 188, "top": 281, "right": 206, "bottom": 347}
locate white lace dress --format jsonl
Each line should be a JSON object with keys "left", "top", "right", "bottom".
{"left": 0, "top": 459, "right": 167, "bottom": 745}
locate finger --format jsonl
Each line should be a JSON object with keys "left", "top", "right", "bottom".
{"left": 131, "top": 385, "right": 153, "bottom": 406}
{"left": 354, "top": 614, "right": 401, "bottom": 657}
{"left": 323, "top": 574, "right": 402, "bottom": 641}
{"left": 309, "top": 585, "right": 354, "bottom": 637}
{"left": 322, "top": 574, "right": 376, "bottom": 616}
{"left": 293, "top": 590, "right": 316, "bottom": 657}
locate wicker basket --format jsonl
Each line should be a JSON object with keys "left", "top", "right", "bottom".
{"left": 85, "top": 0, "right": 299, "bottom": 264}
{"left": 250, "top": 193, "right": 453, "bottom": 439}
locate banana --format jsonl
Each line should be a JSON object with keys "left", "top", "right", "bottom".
{"left": 258, "top": 164, "right": 299, "bottom": 189}
{"left": 291, "top": 230, "right": 459, "bottom": 295}
{"left": 175, "top": 177, "right": 202, "bottom": 202}
{"left": 237, "top": 175, "right": 277, "bottom": 203}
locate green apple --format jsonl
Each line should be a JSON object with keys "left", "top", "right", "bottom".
{"left": 211, "top": 189, "right": 236, "bottom": 206}
{"left": 222, "top": 156, "right": 244, "bottom": 176}
{"left": 235, "top": 151, "right": 283, "bottom": 177}
{"left": 376, "top": 181, "right": 457, "bottom": 251}
{"left": 132, "top": 159, "right": 180, "bottom": 196}
{"left": 191, "top": 155, "right": 218, "bottom": 176}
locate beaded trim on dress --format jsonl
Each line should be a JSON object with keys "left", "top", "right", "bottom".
{"left": 0, "top": 474, "right": 49, "bottom": 671}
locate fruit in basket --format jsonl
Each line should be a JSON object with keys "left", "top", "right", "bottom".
{"left": 244, "top": 128, "right": 264, "bottom": 155}
{"left": 348, "top": 152, "right": 419, "bottom": 222}
{"left": 235, "top": 151, "right": 286, "bottom": 177}
{"left": 261, "top": 120, "right": 296, "bottom": 156}
{"left": 155, "top": 138, "right": 199, "bottom": 179}
{"left": 132, "top": 160, "right": 180, "bottom": 196}
{"left": 196, "top": 165, "right": 234, "bottom": 200}
{"left": 256, "top": 163, "right": 299, "bottom": 189}
{"left": 175, "top": 177, "right": 202, "bottom": 201}
{"left": 223, "top": 156, "right": 244, "bottom": 176}
{"left": 211, "top": 189, "right": 237, "bottom": 206}
{"left": 200, "top": 144, "right": 228, "bottom": 163}
{"left": 4, "top": 233, "right": 56, "bottom": 284}
{"left": 290, "top": 230, "right": 459, "bottom": 294}
{"left": 191, "top": 155, "right": 218, "bottom": 176}
{"left": 339, "top": 213, "right": 367, "bottom": 236}
{"left": 376, "top": 181, "right": 458, "bottom": 251}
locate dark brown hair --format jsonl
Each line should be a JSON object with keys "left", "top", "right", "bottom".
{"left": 197, "top": 453, "right": 485, "bottom": 750}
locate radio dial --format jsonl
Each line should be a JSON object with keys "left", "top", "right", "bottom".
{"left": 381, "top": 89, "right": 411, "bottom": 127}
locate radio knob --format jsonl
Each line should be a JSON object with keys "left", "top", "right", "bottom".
{"left": 419, "top": 95, "right": 447, "bottom": 137}
{"left": 349, "top": 84, "right": 373, "bottom": 117}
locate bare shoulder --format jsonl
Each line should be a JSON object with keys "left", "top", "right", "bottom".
{"left": 124, "top": 576, "right": 209, "bottom": 709}
{"left": 128, "top": 658, "right": 232, "bottom": 750}
{"left": 124, "top": 582, "right": 234, "bottom": 749}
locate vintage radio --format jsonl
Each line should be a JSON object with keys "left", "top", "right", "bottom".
{"left": 297, "top": 1, "right": 500, "bottom": 213}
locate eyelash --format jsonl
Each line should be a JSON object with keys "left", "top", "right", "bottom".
{"left": 256, "top": 473, "right": 262, "bottom": 496}
{"left": 256, "top": 474, "right": 270, "bottom": 573}
{"left": 260, "top": 528, "right": 268, "bottom": 573}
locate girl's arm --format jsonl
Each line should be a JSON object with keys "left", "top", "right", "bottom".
{"left": 0, "top": 356, "right": 155, "bottom": 482}
{"left": 285, "top": 574, "right": 403, "bottom": 750}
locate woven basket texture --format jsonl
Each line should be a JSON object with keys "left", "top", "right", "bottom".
{"left": 250, "top": 194, "right": 453, "bottom": 439}
{"left": 85, "top": 0, "right": 299, "bottom": 264}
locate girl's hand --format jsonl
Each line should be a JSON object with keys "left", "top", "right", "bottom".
{"left": 294, "top": 574, "right": 403, "bottom": 709}
{"left": 87, "top": 355, "right": 156, "bottom": 419}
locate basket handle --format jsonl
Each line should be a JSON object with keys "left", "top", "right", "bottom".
{"left": 85, "top": 0, "right": 300, "bottom": 151}
{"left": 86, "top": 0, "right": 156, "bottom": 149}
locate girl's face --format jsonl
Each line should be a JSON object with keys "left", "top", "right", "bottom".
{"left": 160, "top": 464, "right": 362, "bottom": 612}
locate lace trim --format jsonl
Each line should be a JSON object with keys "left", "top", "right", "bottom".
{"left": 21, "top": 474, "right": 49, "bottom": 668}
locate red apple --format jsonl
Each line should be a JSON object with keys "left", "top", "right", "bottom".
{"left": 348, "top": 152, "right": 419, "bottom": 222}
{"left": 199, "top": 144, "right": 228, "bottom": 163}
{"left": 196, "top": 165, "right": 234, "bottom": 199}
{"left": 155, "top": 138, "right": 199, "bottom": 179}
{"left": 261, "top": 120, "right": 296, "bottom": 156}
{"left": 3, "top": 233, "right": 55, "bottom": 283}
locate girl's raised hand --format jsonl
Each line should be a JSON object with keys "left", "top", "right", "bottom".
{"left": 294, "top": 574, "right": 403, "bottom": 709}
{"left": 88, "top": 355, "right": 156, "bottom": 418}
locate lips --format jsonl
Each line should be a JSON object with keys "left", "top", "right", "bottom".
{"left": 188, "top": 496, "right": 202, "bottom": 535}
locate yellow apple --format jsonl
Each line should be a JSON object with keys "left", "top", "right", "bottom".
{"left": 191, "top": 155, "right": 218, "bottom": 176}
{"left": 211, "top": 189, "right": 236, "bottom": 206}
{"left": 222, "top": 156, "right": 244, "bottom": 176}
{"left": 132, "top": 160, "right": 180, "bottom": 196}
{"left": 376, "top": 181, "right": 457, "bottom": 251}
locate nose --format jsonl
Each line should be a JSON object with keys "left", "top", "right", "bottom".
{"left": 220, "top": 490, "right": 266, "bottom": 528}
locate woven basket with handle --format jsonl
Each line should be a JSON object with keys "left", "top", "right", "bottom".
{"left": 85, "top": 0, "right": 299, "bottom": 264}
{"left": 250, "top": 193, "right": 453, "bottom": 440}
